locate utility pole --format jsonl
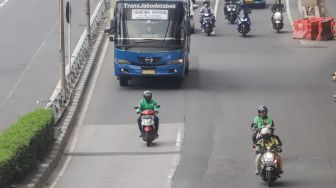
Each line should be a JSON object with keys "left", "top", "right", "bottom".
{"left": 59, "top": 0, "right": 66, "bottom": 100}
{"left": 67, "top": 1, "right": 72, "bottom": 73}
{"left": 86, "top": 0, "right": 91, "bottom": 45}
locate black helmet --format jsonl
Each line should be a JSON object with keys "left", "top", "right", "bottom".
{"left": 143, "top": 90, "right": 152, "bottom": 102}
{"left": 258, "top": 105, "right": 268, "bottom": 114}
{"left": 275, "top": 0, "right": 281, "bottom": 4}
{"left": 203, "top": 0, "right": 210, "bottom": 7}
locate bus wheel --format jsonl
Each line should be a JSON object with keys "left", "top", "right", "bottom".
{"left": 185, "top": 58, "right": 189, "bottom": 75}
{"left": 119, "top": 77, "right": 128, "bottom": 86}
{"left": 185, "top": 64, "right": 189, "bottom": 75}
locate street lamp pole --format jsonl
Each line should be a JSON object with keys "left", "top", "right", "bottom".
{"left": 59, "top": 0, "right": 66, "bottom": 100}
{"left": 68, "top": 0, "right": 71, "bottom": 72}
{"left": 86, "top": 0, "right": 91, "bottom": 45}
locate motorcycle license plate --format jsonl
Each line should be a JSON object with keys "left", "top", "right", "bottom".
{"left": 142, "top": 69, "right": 155, "bottom": 75}
{"left": 265, "top": 167, "right": 274, "bottom": 171}
{"left": 144, "top": 126, "right": 152, "bottom": 131}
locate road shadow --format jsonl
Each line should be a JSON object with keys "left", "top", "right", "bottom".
{"left": 153, "top": 140, "right": 178, "bottom": 147}
{"left": 270, "top": 179, "right": 316, "bottom": 187}
{"left": 276, "top": 30, "right": 293, "bottom": 34}
{"left": 122, "top": 77, "right": 183, "bottom": 90}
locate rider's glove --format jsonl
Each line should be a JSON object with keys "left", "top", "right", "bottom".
{"left": 277, "top": 146, "right": 282, "bottom": 153}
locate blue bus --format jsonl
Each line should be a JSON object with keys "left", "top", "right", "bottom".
{"left": 109, "top": 0, "right": 192, "bottom": 86}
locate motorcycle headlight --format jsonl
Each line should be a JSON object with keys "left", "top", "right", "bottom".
{"left": 167, "top": 59, "right": 183, "bottom": 65}
{"left": 115, "top": 58, "right": 131, "bottom": 64}
{"left": 265, "top": 152, "right": 274, "bottom": 160}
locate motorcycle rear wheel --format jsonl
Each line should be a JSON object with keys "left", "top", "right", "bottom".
{"left": 147, "top": 140, "right": 151, "bottom": 147}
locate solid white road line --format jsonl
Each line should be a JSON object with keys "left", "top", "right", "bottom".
{"left": 213, "top": 0, "right": 220, "bottom": 34}
{"left": 286, "top": 0, "right": 294, "bottom": 27}
{"left": 167, "top": 123, "right": 184, "bottom": 188}
{"left": 48, "top": 38, "right": 109, "bottom": 188}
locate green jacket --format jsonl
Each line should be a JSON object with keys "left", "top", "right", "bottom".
{"left": 252, "top": 115, "right": 274, "bottom": 129}
{"left": 136, "top": 99, "right": 158, "bottom": 113}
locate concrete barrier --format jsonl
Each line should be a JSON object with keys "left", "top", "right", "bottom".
{"left": 298, "top": 0, "right": 320, "bottom": 18}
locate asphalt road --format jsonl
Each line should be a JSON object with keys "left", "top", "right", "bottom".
{"left": 0, "top": 0, "right": 100, "bottom": 131}
{"left": 46, "top": 0, "right": 336, "bottom": 187}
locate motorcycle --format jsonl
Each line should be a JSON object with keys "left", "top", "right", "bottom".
{"left": 201, "top": 13, "right": 214, "bottom": 36}
{"left": 272, "top": 9, "right": 285, "bottom": 33}
{"left": 135, "top": 105, "right": 160, "bottom": 147}
{"left": 226, "top": 4, "right": 238, "bottom": 24}
{"left": 258, "top": 146, "right": 282, "bottom": 187}
{"left": 237, "top": 10, "right": 251, "bottom": 37}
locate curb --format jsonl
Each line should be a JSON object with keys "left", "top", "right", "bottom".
{"left": 25, "top": 19, "right": 108, "bottom": 188}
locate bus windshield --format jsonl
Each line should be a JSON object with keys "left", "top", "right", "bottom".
{"left": 115, "top": 2, "right": 185, "bottom": 50}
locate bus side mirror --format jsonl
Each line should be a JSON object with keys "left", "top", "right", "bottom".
{"left": 105, "top": 19, "right": 116, "bottom": 35}
{"left": 193, "top": 4, "right": 199, "bottom": 10}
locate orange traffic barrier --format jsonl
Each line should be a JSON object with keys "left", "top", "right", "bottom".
{"left": 293, "top": 17, "right": 335, "bottom": 41}
{"left": 309, "top": 20, "right": 320, "bottom": 40}
{"left": 293, "top": 19, "right": 309, "bottom": 39}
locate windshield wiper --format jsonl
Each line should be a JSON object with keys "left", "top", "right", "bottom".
{"left": 119, "top": 39, "right": 157, "bottom": 50}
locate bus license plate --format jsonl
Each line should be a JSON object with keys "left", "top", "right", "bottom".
{"left": 142, "top": 69, "right": 155, "bottom": 75}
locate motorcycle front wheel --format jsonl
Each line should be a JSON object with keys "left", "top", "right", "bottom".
{"left": 242, "top": 25, "right": 247, "bottom": 37}
{"left": 266, "top": 171, "right": 273, "bottom": 187}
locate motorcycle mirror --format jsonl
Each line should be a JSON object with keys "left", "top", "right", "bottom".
{"left": 156, "top": 105, "right": 160, "bottom": 108}
{"left": 134, "top": 107, "right": 139, "bottom": 109}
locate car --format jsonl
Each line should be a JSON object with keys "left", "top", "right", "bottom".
{"left": 243, "top": 0, "right": 266, "bottom": 8}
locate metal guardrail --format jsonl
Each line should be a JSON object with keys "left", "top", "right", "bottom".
{"left": 47, "top": 0, "right": 106, "bottom": 121}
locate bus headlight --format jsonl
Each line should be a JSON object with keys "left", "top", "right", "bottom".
{"left": 115, "top": 58, "right": 131, "bottom": 64}
{"left": 167, "top": 59, "right": 183, "bottom": 65}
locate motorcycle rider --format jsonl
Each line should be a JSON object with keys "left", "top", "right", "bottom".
{"left": 224, "top": 0, "right": 241, "bottom": 19}
{"left": 199, "top": 0, "right": 216, "bottom": 28}
{"left": 271, "top": 0, "right": 285, "bottom": 23}
{"left": 256, "top": 128, "right": 283, "bottom": 147}
{"left": 271, "top": 0, "right": 285, "bottom": 12}
{"left": 251, "top": 106, "right": 274, "bottom": 147}
{"left": 255, "top": 128, "right": 284, "bottom": 176}
{"left": 136, "top": 91, "right": 159, "bottom": 137}
{"left": 237, "top": 5, "right": 252, "bottom": 27}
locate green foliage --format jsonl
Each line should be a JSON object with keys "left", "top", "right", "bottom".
{"left": 0, "top": 108, "right": 54, "bottom": 187}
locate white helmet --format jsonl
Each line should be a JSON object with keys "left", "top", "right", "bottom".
{"left": 261, "top": 127, "right": 271, "bottom": 135}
